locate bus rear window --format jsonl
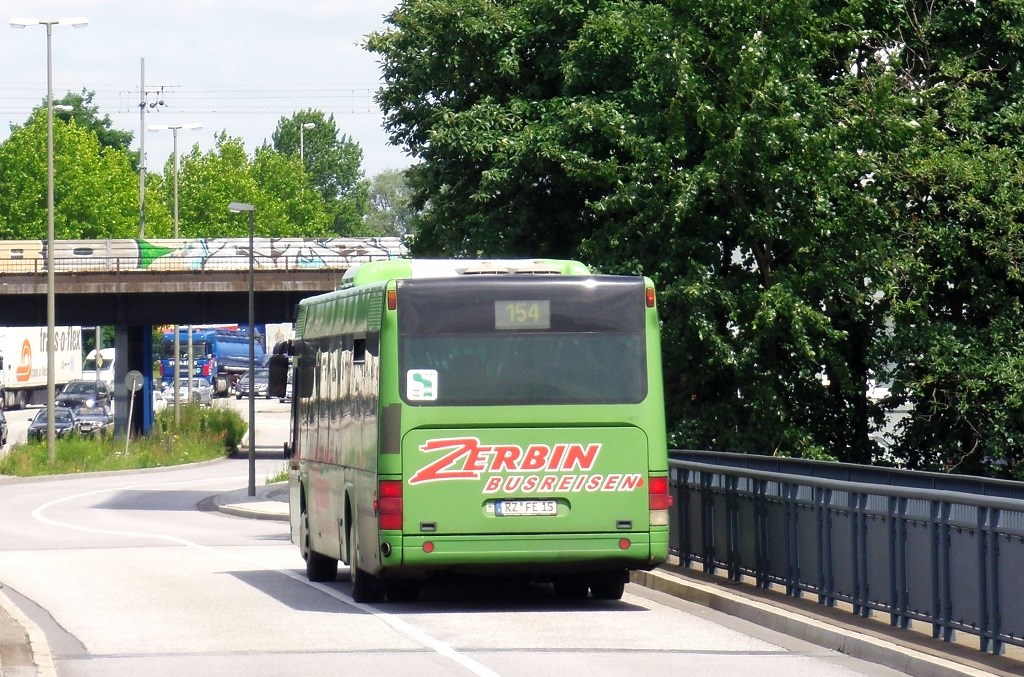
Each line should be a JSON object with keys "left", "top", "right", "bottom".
{"left": 398, "top": 277, "right": 647, "bottom": 405}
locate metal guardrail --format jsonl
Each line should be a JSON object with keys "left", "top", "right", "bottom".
{"left": 669, "top": 449, "right": 1024, "bottom": 655}
{"left": 0, "top": 237, "right": 406, "bottom": 274}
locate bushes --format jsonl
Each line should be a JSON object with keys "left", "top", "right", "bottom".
{"left": 0, "top": 403, "right": 248, "bottom": 477}
{"left": 153, "top": 403, "right": 247, "bottom": 452}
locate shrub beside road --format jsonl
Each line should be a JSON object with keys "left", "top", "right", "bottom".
{"left": 0, "top": 403, "right": 245, "bottom": 477}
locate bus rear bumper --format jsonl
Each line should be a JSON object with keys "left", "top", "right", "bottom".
{"left": 385, "top": 531, "right": 666, "bottom": 574}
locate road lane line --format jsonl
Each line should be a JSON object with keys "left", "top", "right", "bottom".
{"left": 29, "top": 476, "right": 500, "bottom": 677}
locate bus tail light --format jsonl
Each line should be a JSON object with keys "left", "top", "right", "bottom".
{"left": 376, "top": 480, "right": 403, "bottom": 530}
{"left": 648, "top": 475, "right": 672, "bottom": 526}
{"left": 387, "top": 288, "right": 397, "bottom": 310}
{"left": 646, "top": 286, "right": 656, "bottom": 308}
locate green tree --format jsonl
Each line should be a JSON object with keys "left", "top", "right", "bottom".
{"left": 148, "top": 132, "right": 332, "bottom": 238}
{"left": 872, "top": 0, "right": 1024, "bottom": 477}
{"left": 271, "top": 110, "right": 370, "bottom": 234}
{"left": 0, "top": 108, "right": 140, "bottom": 239}
{"left": 370, "top": 0, "right": 1024, "bottom": 476}
{"left": 365, "top": 168, "right": 416, "bottom": 236}
{"left": 368, "top": 0, "right": 901, "bottom": 461}
{"left": 53, "top": 89, "right": 135, "bottom": 160}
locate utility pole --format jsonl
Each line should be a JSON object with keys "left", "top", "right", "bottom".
{"left": 138, "top": 58, "right": 146, "bottom": 238}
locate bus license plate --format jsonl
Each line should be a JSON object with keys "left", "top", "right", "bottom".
{"left": 495, "top": 500, "right": 556, "bottom": 516}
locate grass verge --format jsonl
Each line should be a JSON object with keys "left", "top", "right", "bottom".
{"left": 0, "top": 403, "right": 246, "bottom": 477}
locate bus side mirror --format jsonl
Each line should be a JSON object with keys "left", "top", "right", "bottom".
{"left": 267, "top": 354, "right": 289, "bottom": 398}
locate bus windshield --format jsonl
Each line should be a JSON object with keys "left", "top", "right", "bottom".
{"left": 398, "top": 276, "right": 647, "bottom": 405}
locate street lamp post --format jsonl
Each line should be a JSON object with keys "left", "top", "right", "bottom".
{"left": 149, "top": 123, "right": 202, "bottom": 426}
{"left": 10, "top": 16, "right": 88, "bottom": 463}
{"left": 229, "top": 202, "right": 256, "bottom": 497}
{"left": 299, "top": 122, "right": 315, "bottom": 163}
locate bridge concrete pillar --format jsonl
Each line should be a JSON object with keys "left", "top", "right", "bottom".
{"left": 114, "top": 325, "right": 154, "bottom": 437}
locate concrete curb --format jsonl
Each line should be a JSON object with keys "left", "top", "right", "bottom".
{"left": 0, "top": 587, "right": 55, "bottom": 677}
{"left": 212, "top": 483, "right": 289, "bottom": 521}
{"left": 633, "top": 568, "right": 1001, "bottom": 677}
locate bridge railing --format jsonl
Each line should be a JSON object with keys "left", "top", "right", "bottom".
{"left": 0, "top": 237, "right": 406, "bottom": 274}
{"left": 669, "top": 449, "right": 1024, "bottom": 656}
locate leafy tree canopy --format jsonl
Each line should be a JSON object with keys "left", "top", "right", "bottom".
{"left": 150, "top": 131, "right": 333, "bottom": 238}
{"left": 365, "top": 168, "right": 415, "bottom": 237}
{"left": 369, "top": 0, "right": 1024, "bottom": 477}
{"left": 270, "top": 110, "right": 373, "bottom": 234}
{"left": 0, "top": 108, "right": 140, "bottom": 239}
{"left": 52, "top": 89, "right": 135, "bottom": 158}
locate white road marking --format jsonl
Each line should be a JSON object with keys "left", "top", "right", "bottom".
{"left": 30, "top": 475, "right": 500, "bottom": 677}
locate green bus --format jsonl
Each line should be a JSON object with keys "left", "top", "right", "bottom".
{"left": 269, "top": 258, "right": 670, "bottom": 603}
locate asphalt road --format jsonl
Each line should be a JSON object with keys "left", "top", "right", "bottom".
{"left": 0, "top": 396, "right": 1015, "bottom": 677}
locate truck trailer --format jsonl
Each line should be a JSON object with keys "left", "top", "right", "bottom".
{"left": 0, "top": 326, "right": 84, "bottom": 409}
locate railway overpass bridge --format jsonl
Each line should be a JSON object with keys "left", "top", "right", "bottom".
{"left": 0, "top": 236, "right": 405, "bottom": 434}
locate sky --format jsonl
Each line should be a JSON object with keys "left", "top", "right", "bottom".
{"left": 0, "top": 0, "right": 414, "bottom": 179}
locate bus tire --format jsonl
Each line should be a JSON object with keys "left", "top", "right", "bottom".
{"left": 589, "top": 572, "right": 626, "bottom": 601}
{"left": 349, "top": 520, "right": 384, "bottom": 603}
{"left": 302, "top": 510, "right": 338, "bottom": 582}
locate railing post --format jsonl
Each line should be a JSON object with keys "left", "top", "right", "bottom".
{"left": 986, "top": 508, "right": 1003, "bottom": 655}
{"left": 676, "top": 467, "right": 691, "bottom": 566}
{"left": 933, "top": 500, "right": 953, "bottom": 642}
{"left": 818, "top": 487, "right": 832, "bottom": 606}
{"left": 785, "top": 482, "right": 799, "bottom": 597}
{"left": 726, "top": 474, "right": 739, "bottom": 581}
{"left": 701, "top": 471, "right": 714, "bottom": 574}
{"left": 977, "top": 506, "right": 994, "bottom": 654}
{"left": 893, "top": 496, "right": 910, "bottom": 629}
{"left": 753, "top": 478, "right": 766, "bottom": 588}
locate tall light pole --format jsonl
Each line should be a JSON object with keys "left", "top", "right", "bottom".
{"left": 10, "top": 16, "right": 88, "bottom": 463}
{"left": 299, "top": 122, "right": 315, "bottom": 163}
{"left": 229, "top": 202, "right": 256, "bottom": 496}
{"left": 149, "top": 123, "right": 202, "bottom": 426}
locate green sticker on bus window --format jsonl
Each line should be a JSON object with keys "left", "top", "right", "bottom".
{"left": 407, "top": 369, "right": 438, "bottom": 401}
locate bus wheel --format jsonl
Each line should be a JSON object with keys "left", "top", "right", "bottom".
{"left": 553, "top": 578, "right": 589, "bottom": 600}
{"left": 589, "top": 572, "right": 626, "bottom": 601}
{"left": 386, "top": 581, "right": 421, "bottom": 603}
{"left": 348, "top": 521, "right": 384, "bottom": 603}
{"left": 302, "top": 510, "right": 338, "bottom": 582}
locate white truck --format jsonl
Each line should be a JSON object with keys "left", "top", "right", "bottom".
{"left": 82, "top": 347, "right": 116, "bottom": 387}
{"left": 0, "top": 326, "right": 83, "bottom": 409}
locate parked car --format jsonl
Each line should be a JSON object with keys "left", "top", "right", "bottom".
{"left": 0, "top": 409, "right": 8, "bottom": 447}
{"left": 235, "top": 367, "right": 270, "bottom": 400}
{"left": 27, "top": 407, "right": 79, "bottom": 441}
{"left": 75, "top": 403, "right": 114, "bottom": 436}
{"left": 56, "top": 379, "right": 112, "bottom": 409}
{"left": 153, "top": 388, "right": 168, "bottom": 413}
{"left": 163, "top": 378, "right": 214, "bottom": 407}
